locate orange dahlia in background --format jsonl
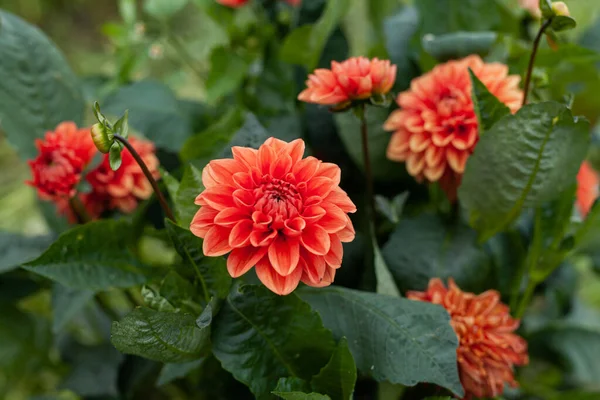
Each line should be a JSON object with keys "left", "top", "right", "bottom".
{"left": 190, "top": 137, "right": 356, "bottom": 295}
{"left": 576, "top": 161, "right": 599, "bottom": 218}
{"left": 408, "top": 278, "right": 529, "bottom": 400}
{"left": 384, "top": 55, "right": 522, "bottom": 200}
{"left": 27, "top": 122, "right": 96, "bottom": 200}
{"left": 298, "top": 57, "right": 397, "bottom": 108}
{"left": 519, "top": 0, "right": 542, "bottom": 18}
{"left": 216, "top": 0, "right": 300, "bottom": 7}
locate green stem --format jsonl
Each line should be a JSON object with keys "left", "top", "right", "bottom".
{"left": 359, "top": 105, "right": 376, "bottom": 221}
{"left": 515, "top": 280, "right": 536, "bottom": 319}
{"left": 522, "top": 18, "right": 553, "bottom": 106}
{"left": 113, "top": 134, "right": 176, "bottom": 222}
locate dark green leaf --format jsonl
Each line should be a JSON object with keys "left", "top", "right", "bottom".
{"left": 109, "top": 141, "right": 123, "bottom": 171}
{"left": 0, "top": 10, "right": 84, "bottom": 159}
{"left": 174, "top": 164, "right": 204, "bottom": 227}
{"left": 299, "top": 286, "right": 463, "bottom": 397}
{"left": 335, "top": 107, "right": 408, "bottom": 182}
{"left": 280, "top": 0, "right": 351, "bottom": 69}
{"left": 165, "top": 220, "right": 232, "bottom": 300}
{"left": 156, "top": 359, "right": 205, "bottom": 386}
{"left": 23, "top": 220, "right": 149, "bottom": 290}
{"left": 142, "top": 285, "right": 176, "bottom": 312}
{"left": 383, "top": 6, "right": 420, "bottom": 91}
{"left": 374, "top": 239, "right": 401, "bottom": 297}
{"left": 423, "top": 31, "right": 497, "bottom": 62}
{"left": 222, "top": 113, "right": 271, "bottom": 154}
{"left": 274, "top": 377, "right": 311, "bottom": 393}
{"left": 52, "top": 284, "right": 94, "bottom": 333}
{"left": 103, "top": 80, "right": 193, "bottom": 152}
{"left": 551, "top": 16, "right": 577, "bottom": 32}
{"left": 382, "top": 213, "right": 493, "bottom": 293}
{"left": 212, "top": 284, "right": 336, "bottom": 399}
{"left": 274, "top": 393, "right": 330, "bottom": 400}
{"left": 311, "top": 338, "right": 356, "bottom": 400}
{"left": 0, "top": 232, "right": 54, "bottom": 274}
{"left": 469, "top": 69, "right": 510, "bottom": 133}
{"left": 459, "top": 102, "right": 590, "bottom": 241}
{"left": 111, "top": 307, "right": 210, "bottom": 363}
{"left": 206, "top": 47, "right": 249, "bottom": 103}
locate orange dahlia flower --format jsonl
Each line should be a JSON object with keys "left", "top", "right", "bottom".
{"left": 298, "top": 57, "right": 397, "bottom": 108}
{"left": 27, "top": 122, "right": 96, "bottom": 200}
{"left": 384, "top": 55, "right": 522, "bottom": 199}
{"left": 519, "top": 0, "right": 542, "bottom": 18}
{"left": 408, "top": 278, "right": 529, "bottom": 400}
{"left": 576, "top": 161, "right": 599, "bottom": 218}
{"left": 190, "top": 137, "right": 356, "bottom": 295}
{"left": 86, "top": 136, "right": 160, "bottom": 214}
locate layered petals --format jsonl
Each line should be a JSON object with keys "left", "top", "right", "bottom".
{"left": 407, "top": 279, "right": 529, "bottom": 400}
{"left": 190, "top": 137, "right": 357, "bottom": 295}
{"left": 385, "top": 55, "right": 523, "bottom": 200}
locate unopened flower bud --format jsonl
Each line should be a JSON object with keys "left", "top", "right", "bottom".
{"left": 551, "top": 1, "right": 570, "bottom": 17}
{"left": 91, "top": 123, "right": 113, "bottom": 153}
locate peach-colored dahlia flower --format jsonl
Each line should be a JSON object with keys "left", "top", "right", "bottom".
{"left": 298, "top": 57, "right": 397, "bottom": 108}
{"left": 190, "top": 137, "right": 356, "bottom": 295}
{"left": 408, "top": 278, "right": 529, "bottom": 400}
{"left": 384, "top": 55, "right": 523, "bottom": 199}
{"left": 519, "top": 0, "right": 542, "bottom": 18}
{"left": 577, "top": 161, "right": 599, "bottom": 218}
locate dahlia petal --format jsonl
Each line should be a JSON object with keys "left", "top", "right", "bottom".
{"left": 446, "top": 147, "right": 469, "bottom": 174}
{"left": 268, "top": 235, "right": 300, "bottom": 276}
{"left": 203, "top": 225, "right": 233, "bottom": 256}
{"left": 229, "top": 219, "right": 254, "bottom": 248}
{"left": 201, "top": 186, "right": 236, "bottom": 210}
{"left": 318, "top": 203, "right": 348, "bottom": 233}
{"left": 408, "top": 131, "right": 432, "bottom": 152}
{"left": 324, "top": 187, "right": 357, "bottom": 213}
{"left": 270, "top": 154, "right": 293, "bottom": 179}
{"left": 302, "top": 205, "right": 326, "bottom": 224}
{"left": 250, "top": 229, "right": 277, "bottom": 247}
{"left": 293, "top": 156, "right": 320, "bottom": 182}
{"left": 301, "top": 224, "right": 331, "bottom": 255}
{"left": 255, "top": 258, "right": 302, "bottom": 295}
{"left": 264, "top": 137, "right": 288, "bottom": 151}
{"left": 306, "top": 176, "right": 335, "bottom": 198}
{"left": 303, "top": 265, "right": 336, "bottom": 288}
{"left": 337, "top": 217, "right": 356, "bottom": 243}
{"left": 257, "top": 142, "right": 277, "bottom": 174}
{"left": 214, "top": 207, "right": 250, "bottom": 227}
{"left": 209, "top": 159, "right": 245, "bottom": 183}
{"left": 232, "top": 146, "right": 258, "bottom": 168}
{"left": 283, "top": 138, "right": 305, "bottom": 164}
{"left": 324, "top": 235, "right": 343, "bottom": 267}
{"left": 383, "top": 110, "right": 405, "bottom": 131}
{"left": 423, "top": 164, "right": 445, "bottom": 181}
{"left": 316, "top": 163, "right": 341, "bottom": 184}
{"left": 406, "top": 152, "right": 426, "bottom": 177}
{"left": 299, "top": 250, "right": 326, "bottom": 285}
{"left": 283, "top": 217, "right": 306, "bottom": 237}
{"left": 202, "top": 165, "right": 219, "bottom": 188}
{"left": 227, "top": 246, "right": 267, "bottom": 278}
{"left": 190, "top": 206, "right": 219, "bottom": 237}
{"left": 233, "top": 189, "right": 255, "bottom": 208}
{"left": 232, "top": 172, "right": 254, "bottom": 190}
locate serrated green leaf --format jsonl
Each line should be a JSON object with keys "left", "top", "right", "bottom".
{"left": 298, "top": 286, "right": 463, "bottom": 397}
{"left": 165, "top": 220, "right": 232, "bottom": 300}
{"left": 212, "top": 285, "right": 336, "bottom": 400}
{"left": 280, "top": 0, "right": 351, "bottom": 69}
{"left": 156, "top": 359, "right": 205, "bottom": 386}
{"left": 311, "top": 338, "right": 356, "bottom": 400}
{"left": 51, "top": 284, "right": 94, "bottom": 333}
{"left": 23, "top": 220, "right": 149, "bottom": 291}
{"left": 0, "top": 232, "right": 54, "bottom": 274}
{"left": 0, "top": 10, "right": 84, "bottom": 159}
{"left": 469, "top": 68, "right": 510, "bottom": 133}
{"left": 382, "top": 212, "right": 493, "bottom": 294}
{"left": 111, "top": 307, "right": 210, "bottom": 363}
{"left": 423, "top": 31, "right": 497, "bottom": 62}
{"left": 459, "top": 102, "right": 590, "bottom": 241}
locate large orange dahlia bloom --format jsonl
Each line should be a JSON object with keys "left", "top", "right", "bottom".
{"left": 408, "top": 278, "right": 529, "bottom": 400}
{"left": 298, "top": 57, "right": 397, "bottom": 108}
{"left": 384, "top": 55, "right": 523, "bottom": 199}
{"left": 576, "top": 161, "right": 599, "bottom": 218}
{"left": 27, "top": 122, "right": 96, "bottom": 200}
{"left": 190, "top": 137, "right": 356, "bottom": 295}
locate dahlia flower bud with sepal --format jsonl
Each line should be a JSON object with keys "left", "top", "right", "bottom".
{"left": 190, "top": 137, "right": 356, "bottom": 295}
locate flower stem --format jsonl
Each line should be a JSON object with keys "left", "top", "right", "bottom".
{"left": 69, "top": 195, "right": 91, "bottom": 224}
{"left": 359, "top": 104, "right": 376, "bottom": 221}
{"left": 113, "top": 134, "right": 176, "bottom": 222}
{"left": 515, "top": 280, "right": 536, "bottom": 319}
{"left": 522, "top": 18, "right": 553, "bottom": 106}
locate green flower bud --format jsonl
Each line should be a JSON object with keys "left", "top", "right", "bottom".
{"left": 91, "top": 123, "right": 113, "bottom": 153}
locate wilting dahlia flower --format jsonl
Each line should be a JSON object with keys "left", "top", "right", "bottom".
{"left": 27, "top": 122, "right": 96, "bottom": 200}
{"left": 407, "top": 278, "right": 529, "bottom": 400}
{"left": 298, "top": 57, "right": 397, "bottom": 108}
{"left": 576, "top": 161, "right": 599, "bottom": 218}
{"left": 190, "top": 137, "right": 356, "bottom": 295}
{"left": 384, "top": 55, "right": 523, "bottom": 199}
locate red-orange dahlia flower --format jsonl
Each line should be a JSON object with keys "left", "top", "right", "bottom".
{"left": 86, "top": 136, "right": 160, "bottom": 214}
{"left": 298, "top": 57, "right": 397, "bottom": 107}
{"left": 407, "top": 278, "right": 529, "bottom": 400}
{"left": 27, "top": 122, "right": 96, "bottom": 200}
{"left": 384, "top": 55, "right": 523, "bottom": 200}
{"left": 576, "top": 161, "right": 599, "bottom": 218}
{"left": 216, "top": 0, "right": 248, "bottom": 7}
{"left": 190, "top": 137, "right": 356, "bottom": 295}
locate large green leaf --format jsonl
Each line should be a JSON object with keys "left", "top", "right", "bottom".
{"left": 52, "top": 284, "right": 95, "bottom": 333}
{"left": 103, "top": 80, "right": 193, "bottom": 152}
{"left": 382, "top": 213, "right": 493, "bottom": 293}
{"left": 0, "top": 232, "right": 54, "bottom": 274}
{"left": 311, "top": 338, "right": 356, "bottom": 400}
{"left": 111, "top": 306, "right": 211, "bottom": 363}
{"left": 280, "top": 0, "right": 351, "bottom": 69}
{"left": 459, "top": 102, "right": 590, "bottom": 241}
{"left": 205, "top": 47, "right": 249, "bottom": 103}
{"left": 212, "top": 284, "right": 336, "bottom": 399}
{"left": 165, "top": 220, "right": 232, "bottom": 300}
{"left": 383, "top": 6, "right": 420, "bottom": 91}
{"left": 156, "top": 359, "right": 205, "bottom": 386}
{"left": 469, "top": 69, "right": 510, "bottom": 134}
{"left": 0, "top": 10, "right": 84, "bottom": 159}
{"left": 299, "top": 287, "right": 463, "bottom": 397}
{"left": 23, "top": 220, "right": 149, "bottom": 291}
{"left": 144, "top": 0, "right": 188, "bottom": 19}
{"left": 335, "top": 107, "right": 408, "bottom": 182}
{"left": 423, "top": 31, "right": 497, "bottom": 62}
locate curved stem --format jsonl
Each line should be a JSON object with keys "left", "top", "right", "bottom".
{"left": 113, "top": 134, "right": 176, "bottom": 222}
{"left": 522, "top": 18, "right": 553, "bottom": 106}
{"left": 359, "top": 105, "right": 376, "bottom": 220}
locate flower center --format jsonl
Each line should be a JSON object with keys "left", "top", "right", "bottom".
{"left": 255, "top": 176, "right": 303, "bottom": 223}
